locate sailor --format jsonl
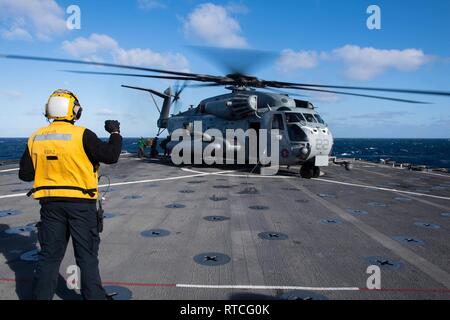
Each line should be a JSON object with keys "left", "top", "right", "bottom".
{"left": 150, "top": 136, "right": 159, "bottom": 158}
{"left": 18, "top": 89, "right": 122, "bottom": 300}
{"left": 137, "top": 137, "right": 146, "bottom": 158}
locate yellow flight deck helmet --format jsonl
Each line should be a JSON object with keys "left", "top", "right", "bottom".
{"left": 45, "top": 89, "right": 82, "bottom": 121}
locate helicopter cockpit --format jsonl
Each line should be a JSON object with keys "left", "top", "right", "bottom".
{"left": 285, "top": 112, "right": 326, "bottom": 125}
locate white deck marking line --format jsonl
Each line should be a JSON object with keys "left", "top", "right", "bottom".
{"left": 0, "top": 171, "right": 230, "bottom": 200}
{"left": 358, "top": 162, "right": 450, "bottom": 179}
{"left": 180, "top": 167, "right": 235, "bottom": 175}
{"left": 102, "top": 171, "right": 230, "bottom": 188}
{"left": 181, "top": 167, "right": 450, "bottom": 199}
{"left": 0, "top": 168, "right": 19, "bottom": 173}
{"left": 0, "top": 192, "right": 27, "bottom": 199}
{"left": 181, "top": 167, "right": 295, "bottom": 179}
{"left": 314, "top": 178, "right": 450, "bottom": 201}
{"left": 176, "top": 284, "right": 360, "bottom": 291}
{"left": 288, "top": 180, "right": 450, "bottom": 289}
{"left": 347, "top": 166, "right": 450, "bottom": 210}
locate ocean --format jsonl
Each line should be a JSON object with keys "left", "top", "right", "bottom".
{"left": 1, "top": 137, "right": 450, "bottom": 169}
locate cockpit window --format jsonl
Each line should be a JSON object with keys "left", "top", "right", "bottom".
{"left": 314, "top": 113, "right": 325, "bottom": 124}
{"left": 302, "top": 113, "right": 317, "bottom": 123}
{"left": 285, "top": 113, "right": 305, "bottom": 123}
{"left": 272, "top": 114, "right": 285, "bottom": 130}
{"left": 287, "top": 124, "right": 307, "bottom": 142}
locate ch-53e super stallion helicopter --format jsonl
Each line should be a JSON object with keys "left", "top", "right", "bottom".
{"left": 2, "top": 49, "right": 450, "bottom": 178}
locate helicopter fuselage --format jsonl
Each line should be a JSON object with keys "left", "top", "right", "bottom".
{"left": 165, "top": 90, "right": 333, "bottom": 167}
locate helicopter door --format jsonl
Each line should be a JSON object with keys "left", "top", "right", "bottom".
{"left": 269, "top": 113, "right": 288, "bottom": 160}
{"left": 249, "top": 122, "right": 260, "bottom": 163}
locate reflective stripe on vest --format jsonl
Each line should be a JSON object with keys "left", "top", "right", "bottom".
{"left": 34, "top": 133, "right": 72, "bottom": 141}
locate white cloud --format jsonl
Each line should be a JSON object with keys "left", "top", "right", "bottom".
{"left": 277, "top": 45, "right": 431, "bottom": 80}
{"left": 62, "top": 33, "right": 190, "bottom": 71}
{"left": 62, "top": 34, "right": 119, "bottom": 59}
{"left": 137, "top": 0, "right": 167, "bottom": 10}
{"left": 331, "top": 45, "right": 430, "bottom": 81}
{"left": 183, "top": 3, "right": 248, "bottom": 48}
{"left": 113, "top": 48, "right": 189, "bottom": 71}
{"left": 276, "top": 49, "right": 320, "bottom": 73}
{"left": 0, "top": 0, "right": 66, "bottom": 41}
{"left": 312, "top": 92, "right": 342, "bottom": 103}
{"left": 1, "top": 26, "right": 32, "bottom": 41}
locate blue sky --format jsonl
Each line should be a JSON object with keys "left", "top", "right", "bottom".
{"left": 0, "top": 0, "right": 449, "bottom": 138}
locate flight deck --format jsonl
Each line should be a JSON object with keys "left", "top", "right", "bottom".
{"left": 0, "top": 156, "right": 449, "bottom": 300}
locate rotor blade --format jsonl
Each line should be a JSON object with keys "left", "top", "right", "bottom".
{"left": 121, "top": 85, "right": 169, "bottom": 99}
{"left": 262, "top": 87, "right": 308, "bottom": 98}
{"left": 288, "top": 86, "right": 430, "bottom": 104}
{"left": 64, "top": 70, "right": 201, "bottom": 81}
{"left": 177, "top": 81, "right": 189, "bottom": 96}
{"left": 265, "top": 80, "right": 450, "bottom": 98}
{"left": 186, "top": 83, "right": 227, "bottom": 88}
{"left": 0, "top": 53, "right": 222, "bottom": 80}
{"left": 189, "top": 46, "right": 277, "bottom": 75}
{"left": 171, "top": 81, "right": 180, "bottom": 106}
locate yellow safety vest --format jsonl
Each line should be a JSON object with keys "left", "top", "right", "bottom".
{"left": 27, "top": 121, "right": 99, "bottom": 200}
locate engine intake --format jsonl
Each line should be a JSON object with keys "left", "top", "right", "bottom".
{"left": 203, "top": 94, "right": 257, "bottom": 120}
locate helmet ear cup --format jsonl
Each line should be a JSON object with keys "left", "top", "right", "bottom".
{"left": 74, "top": 106, "right": 83, "bottom": 120}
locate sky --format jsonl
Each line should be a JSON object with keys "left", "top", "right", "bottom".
{"left": 0, "top": 0, "right": 449, "bottom": 138}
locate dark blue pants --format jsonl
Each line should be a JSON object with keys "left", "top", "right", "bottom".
{"left": 32, "top": 201, "right": 106, "bottom": 300}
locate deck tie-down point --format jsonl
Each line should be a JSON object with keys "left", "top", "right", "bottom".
{"left": 209, "top": 195, "right": 228, "bottom": 201}
{"left": 165, "top": 203, "right": 186, "bottom": 209}
{"left": 366, "top": 256, "right": 402, "bottom": 270}
{"left": 238, "top": 187, "right": 258, "bottom": 194}
{"left": 279, "top": 290, "right": 328, "bottom": 300}
{"left": 414, "top": 222, "right": 440, "bottom": 229}
{"left": 204, "top": 216, "right": 230, "bottom": 222}
{"left": 141, "top": 229, "right": 170, "bottom": 238}
{"left": 0, "top": 210, "right": 22, "bottom": 218}
{"left": 258, "top": 232, "right": 288, "bottom": 240}
{"left": 393, "top": 236, "right": 425, "bottom": 246}
{"left": 194, "top": 252, "right": 231, "bottom": 266}
{"left": 347, "top": 209, "right": 368, "bottom": 216}
{"left": 321, "top": 219, "right": 342, "bottom": 225}
{"left": 179, "top": 189, "right": 195, "bottom": 194}
{"left": 123, "top": 195, "right": 142, "bottom": 200}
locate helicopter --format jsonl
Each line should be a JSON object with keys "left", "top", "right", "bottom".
{"left": 2, "top": 49, "right": 450, "bottom": 178}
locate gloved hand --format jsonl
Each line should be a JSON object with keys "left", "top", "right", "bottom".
{"left": 104, "top": 120, "right": 120, "bottom": 134}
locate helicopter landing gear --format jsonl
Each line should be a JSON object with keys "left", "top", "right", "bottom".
{"left": 312, "top": 166, "right": 321, "bottom": 178}
{"left": 300, "top": 164, "right": 313, "bottom": 179}
{"left": 300, "top": 164, "right": 321, "bottom": 179}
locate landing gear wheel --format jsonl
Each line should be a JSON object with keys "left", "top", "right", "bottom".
{"left": 300, "top": 164, "right": 314, "bottom": 179}
{"left": 312, "top": 166, "right": 321, "bottom": 178}
{"left": 344, "top": 162, "right": 353, "bottom": 171}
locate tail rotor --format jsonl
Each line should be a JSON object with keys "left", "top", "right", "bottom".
{"left": 171, "top": 81, "right": 188, "bottom": 114}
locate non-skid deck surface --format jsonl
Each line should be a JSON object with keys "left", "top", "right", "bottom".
{"left": 0, "top": 156, "right": 449, "bottom": 300}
